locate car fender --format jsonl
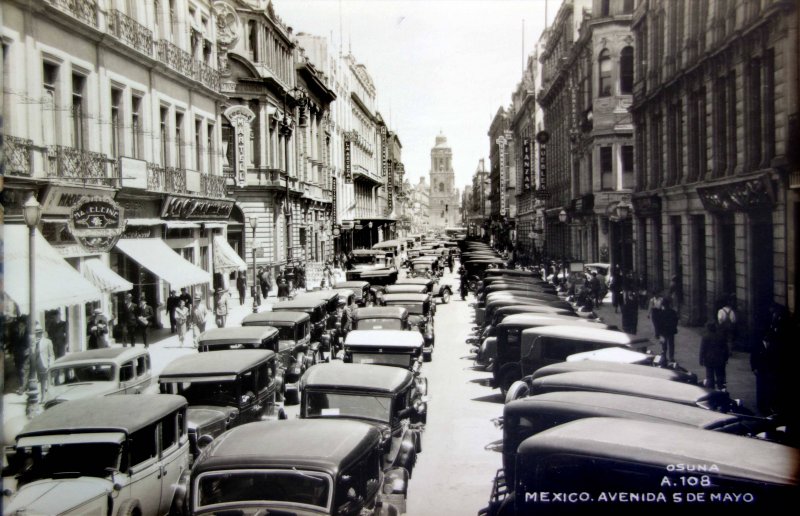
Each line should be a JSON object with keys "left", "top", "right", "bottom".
{"left": 394, "top": 433, "right": 417, "bottom": 474}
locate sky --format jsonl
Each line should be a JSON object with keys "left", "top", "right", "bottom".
{"left": 273, "top": 0, "right": 559, "bottom": 191}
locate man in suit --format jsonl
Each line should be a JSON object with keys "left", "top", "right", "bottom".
{"left": 27, "top": 321, "right": 55, "bottom": 400}
{"left": 137, "top": 297, "right": 155, "bottom": 348}
{"left": 122, "top": 293, "right": 139, "bottom": 347}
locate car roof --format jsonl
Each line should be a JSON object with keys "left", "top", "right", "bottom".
{"left": 194, "top": 419, "right": 381, "bottom": 477}
{"left": 198, "top": 326, "right": 279, "bottom": 345}
{"left": 518, "top": 417, "right": 800, "bottom": 486}
{"left": 51, "top": 347, "right": 148, "bottom": 365}
{"left": 353, "top": 306, "right": 408, "bottom": 320}
{"left": 485, "top": 269, "right": 538, "bottom": 276}
{"left": 300, "top": 362, "right": 414, "bottom": 393}
{"left": 499, "top": 314, "right": 602, "bottom": 327}
{"left": 344, "top": 330, "right": 424, "bottom": 348}
{"left": 336, "top": 281, "right": 369, "bottom": 288}
{"left": 395, "top": 278, "right": 434, "bottom": 285}
{"left": 351, "top": 249, "right": 383, "bottom": 255}
{"left": 17, "top": 395, "right": 186, "bottom": 438}
{"left": 272, "top": 298, "right": 327, "bottom": 310}
{"left": 385, "top": 285, "right": 428, "bottom": 292}
{"left": 382, "top": 293, "right": 429, "bottom": 303}
{"left": 532, "top": 361, "right": 695, "bottom": 383}
{"left": 295, "top": 291, "right": 339, "bottom": 302}
{"left": 241, "top": 311, "right": 310, "bottom": 326}
{"left": 521, "top": 325, "right": 649, "bottom": 345}
{"left": 159, "top": 349, "right": 275, "bottom": 377}
{"left": 505, "top": 392, "right": 740, "bottom": 429}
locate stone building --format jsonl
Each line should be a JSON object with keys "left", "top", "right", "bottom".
{"left": 488, "top": 108, "right": 516, "bottom": 249}
{"left": 428, "top": 133, "right": 461, "bottom": 229}
{"left": 630, "top": 0, "right": 798, "bottom": 343}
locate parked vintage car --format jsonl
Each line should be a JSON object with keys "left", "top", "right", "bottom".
{"left": 353, "top": 306, "right": 412, "bottom": 331}
{"left": 482, "top": 417, "right": 800, "bottom": 515}
{"left": 408, "top": 256, "right": 442, "bottom": 279}
{"left": 183, "top": 419, "right": 402, "bottom": 515}
{"left": 300, "top": 362, "right": 426, "bottom": 506}
{"left": 271, "top": 297, "right": 333, "bottom": 352}
{"left": 43, "top": 347, "right": 153, "bottom": 410}
{"left": 295, "top": 290, "right": 342, "bottom": 351}
{"left": 395, "top": 277, "right": 453, "bottom": 304}
{"left": 335, "top": 280, "right": 373, "bottom": 306}
{"left": 4, "top": 395, "right": 190, "bottom": 516}
{"left": 158, "top": 350, "right": 285, "bottom": 457}
{"left": 479, "top": 298, "right": 576, "bottom": 327}
{"left": 343, "top": 330, "right": 426, "bottom": 370}
{"left": 381, "top": 293, "right": 435, "bottom": 359}
{"left": 531, "top": 356, "right": 698, "bottom": 384}
{"left": 499, "top": 325, "right": 651, "bottom": 397}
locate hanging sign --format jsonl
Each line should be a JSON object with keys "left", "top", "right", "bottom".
{"left": 522, "top": 137, "right": 532, "bottom": 192}
{"left": 381, "top": 126, "right": 388, "bottom": 177}
{"left": 68, "top": 196, "right": 127, "bottom": 252}
{"left": 344, "top": 139, "right": 352, "bottom": 183}
{"left": 386, "top": 162, "right": 394, "bottom": 214}
{"left": 536, "top": 130, "right": 550, "bottom": 199}
{"left": 331, "top": 175, "right": 338, "bottom": 223}
{"left": 224, "top": 105, "right": 255, "bottom": 188}
{"left": 496, "top": 136, "right": 507, "bottom": 216}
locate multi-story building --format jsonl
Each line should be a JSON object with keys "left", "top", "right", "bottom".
{"left": 410, "top": 176, "right": 431, "bottom": 234}
{"left": 385, "top": 131, "right": 405, "bottom": 238}
{"left": 488, "top": 108, "right": 516, "bottom": 249}
{"left": 2, "top": 0, "right": 230, "bottom": 351}
{"left": 630, "top": 0, "right": 798, "bottom": 345}
{"left": 428, "top": 133, "right": 461, "bottom": 229}
{"left": 467, "top": 159, "right": 492, "bottom": 238}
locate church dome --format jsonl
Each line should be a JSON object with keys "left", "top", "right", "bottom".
{"left": 434, "top": 133, "right": 450, "bottom": 148}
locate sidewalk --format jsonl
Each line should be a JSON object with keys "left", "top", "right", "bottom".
{"left": 593, "top": 298, "right": 757, "bottom": 413}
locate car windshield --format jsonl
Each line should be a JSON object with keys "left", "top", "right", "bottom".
{"left": 351, "top": 352, "right": 412, "bottom": 368}
{"left": 385, "top": 302, "right": 423, "bottom": 315}
{"left": 197, "top": 470, "right": 331, "bottom": 510}
{"left": 164, "top": 380, "right": 238, "bottom": 406}
{"left": 412, "top": 263, "right": 431, "bottom": 271}
{"left": 305, "top": 392, "right": 392, "bottom": 423}
{"left": 357, "top": 318, "right": 404, "bottom": 330}
{"left": 17, "top": 442, "right": 121, "bottom": 484}
{"left": 50, "top": 364, "right": 115, "bottom": 385}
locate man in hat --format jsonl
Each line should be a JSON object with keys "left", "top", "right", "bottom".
{"left": 191, "top": 294, "right": 209, "bottom": 347}
{"left": 214, "top": 288, "right": 229, "bottom": 328}
{"left": 28, "top": 322, "right": 55, "bottom": 400}
{"left": 122, "top": 292, "right": 139, "bottom": 347}
{"left": 87, "top": 307, "right": 109, "bottom": 349}
{"left": 179, "top": 288, "right": 193, "bottom": 310}
{"left": 137, "top": 297, "right": 154, "bottom": 347}
{"left": 166, "top": 290, "right": 179, "bottom": 334}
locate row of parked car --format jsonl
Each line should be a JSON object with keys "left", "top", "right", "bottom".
{"left": 455, "top": 240, "right": 799, "bottom": 515}
{"left": 2, "top": 263, "right": 451, "bottom": 515}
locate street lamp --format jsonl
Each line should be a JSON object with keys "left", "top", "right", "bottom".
{"left": 281, "top": 87, "right": 309, "bottom": 266}
{"left": 558, "top": 209, "right": 569, "bottom": 279}
{"left": 614, "top": 199, "right": 633, "bottom": 274}
{"left": 368, "top": 221, "right": 373, "bottom": 248}
{"left": 249, "top": 216, "right": 259, "bottom": 313}
{"left": 23, "top": 194, "right": 42, "bottom": 417}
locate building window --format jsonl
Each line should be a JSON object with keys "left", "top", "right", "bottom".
{"left": 131, "top": 93, "right": 143, "bottom": 159}
{"left": 621, "top": 145, "right": 634, "bottom": 189}
{"left": 763, "top": 48, "right": 775, "bottom": 164}
{"left": 42, "top": 61, "right": 60, "bottom": 146}
{"left": 175, "top": 111, "right": 184, "bottom": 169}
{"left": 160, "top": 106, "right": 169, "bottom": 166}
{"left": 111, "top": 87, "right": 123, "bottom": 159}
{"left": 600, "top": 0, "right": 610, "bottom": 17}
{"left": 248, "top": 20, "right": 258, "bottom": 61}
{"left": 649, "top": 113, "right": 662, "bottom": 188}
{"left": 71, "top": 73, "right": 86, "bottom": 150}
{"left": 439, "top": 182, "right": 444, "bottom": 193}
{"left": 713, "top": 77, "right": 727, "bottom": 177}
{"left": 727, "top": 73, "right": 737, "bottom": 172}
{"left": 600, "top": 146, "right": 613, "bottom": 190}
{"left": 667, "top": 99, "right": 682, "bottom": 186}
{"left": 622, "top": 0, "right": 634, "bottom": 14}
{"left": 746, "top": 57, "right": 762, "bottom": 167}
{"left": 620, "top": 47, "right": 634, "bottom": 94}
{"left": 2, "top": 44, "right": 10, "bottom": 134}
{"left": 206, "top": 122, "right": 215, "bottom": 174}
{"left": 598, "top": 49, "right": 612, "bottom": 97}
{"left": 195, "top": 119, "right": 203, "bottom": 172}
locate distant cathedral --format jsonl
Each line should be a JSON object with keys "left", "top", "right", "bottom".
{"left": 428, "top": 133, "right": 460, "bottom": 228}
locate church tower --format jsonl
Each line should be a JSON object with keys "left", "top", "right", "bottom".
{"left": 428, "top": 132, "right": 459, "bottom": 228}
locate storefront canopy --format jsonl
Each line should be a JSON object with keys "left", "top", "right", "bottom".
{"left": 115, "top": 238, "right": 211, "bottom": 289}
{"left": 213, "top": 235, "right": 247, "bottom": 273}
{"left": 82, "top": 258, "right": 133, "bottom": 294}
{"left": 3, "top": 225, "right": 103, "bottom": 311}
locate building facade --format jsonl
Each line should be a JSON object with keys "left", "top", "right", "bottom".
{"left": 428, "top": 133, "right": 461, "bottom": 229}
{"left": 488, "top": 108, "right": 516, "bottom": 249}
{"left": 630, "top": 0, "right": 797, "bottom": 346}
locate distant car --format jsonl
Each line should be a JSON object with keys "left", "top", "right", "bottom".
{"left": 381, "top": 293, "right": 435, "bottom": 359}
{"left": 183, "top": 419, "right": 403, "bottom": 515}
{"left": 343, "top": 329, "right": 426, "bottom": 371}
{"left": 353, "top": 306, "right": 412, "bottom": 331}
{"left": 272, "top": 297, "right": 332, "bottom": 352}
{"left": 395, "top": 277, "right": 453, "bottom": 304}
{"left": 335, "top": 280, "right": 373, "bottom": 306}
{"left": 4, "top": 395, "right": 189, "bottom": 516}
{"left": 43, "top": 347, "right": 153, "bottom": 410}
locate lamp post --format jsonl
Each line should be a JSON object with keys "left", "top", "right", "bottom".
{"left": 249, "top": 216, "right": 259, "bottom": 313}
{"left": 558, "top": 209, "right": 568, "bottom": 279}
{"left": 614, "top": 200, "right": 632, "bottom": 275}
{"left": 368, "top": 221, "right": 373, "bottom": 248}
{"left": 23, "top": 194, "right": 42, "bottom": 417}
{"left": 281, "top": 87, "right": 308, "bottom": 266}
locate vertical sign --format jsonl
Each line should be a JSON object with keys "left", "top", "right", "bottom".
{"left": 223, "top": 105, "right": 256, "bottom": 188}
{"left": 381, "top": 126, "right": 388, "bottom": 177}
{"left": 387, "top": 162, "right": 394, "bottom": 213}
{"left": 522, "top": 137, "right": 532, "bottom": 192}
{"left": 331, "top": 176, "right": 338, "bottom": 223}
{"left": 344, "top": 139, "right": 352, "bottom": 183}
{"left": 496, "top": 136, "right": 507, "bottom": 216}
{"left": 535, "top": 130, "right": 550, "bottom": 198}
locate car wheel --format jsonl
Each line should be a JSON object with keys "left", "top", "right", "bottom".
{"left": 468, "top": 279, "right": 478, "bottom": 292}
{"left": 115, "top": 499, "right": 142, "bottom": 516}
{"left": 285, "top": 389, "right": 300, "bottom": 406}
{"left": 441, "top": 290, "right": 451, "bottom": 304}
{"left": 505, "top": 380, "right": 530, "bottom": 404}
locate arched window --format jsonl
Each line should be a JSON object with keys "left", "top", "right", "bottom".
{"left": 439, "top": 182, "right": 445, "bottom": 192}
{"left": 620, "top": 47, "right": 634, "bottom": 94}
{"left": 598, "top": 49, "right": 612, "bottom": 97}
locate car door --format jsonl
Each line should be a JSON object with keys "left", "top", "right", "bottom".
{"left": 119, "top": 360, "right": 136, "bottom": 394}
{"left": 133, "top": 354, "right": 152, "bottom": 393}
{"left": 158, "top": 409, "right": 190, "bottom": 515}
{"left": 124, "top": 422, "right": 163, "bottom": 515}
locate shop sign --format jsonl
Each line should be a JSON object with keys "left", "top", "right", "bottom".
{"left": 68, "top": 196, "right": 127, "bottom": 253}
{"left": 381, "top": 126, "right": 387, "bottom": 177}
{"left": 344, "top": 140, "right": 352, "bottom": 183}
{"left": 122, "top": 226, "right": 154, "bottom": 239}
{"left": 42, "top": 185, "right": 114, "bottom": 216}
{"left": 224, "top": 105, "right": 256, "bottom": 188}
{"left": 161, "top": 195, "right": 235, "bottom": 220}
{"left": 496, "top": 136, "right": 507, "bottom": 216}
{"left": 536, "top": 131, "right": 549, "bottom": 199}
{"left": 387, "top": 162, "right": 394, "bottom": 213}
{"left": 697, "top": 174, "right": 775, "bottom": 213}
{"left": 522, "top": 137, "right": 532, "bottom": 192}
{"left": 331, "top": 176, "right": 338, "bottom": 223}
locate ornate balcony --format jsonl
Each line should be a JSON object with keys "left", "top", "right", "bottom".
{"left": 46, "top": 145, "right": 118, "bottom": 187}
{"left": 3, "top": 136, "right": 34, "bottom": 177}
{"left": 157, "top": 40, "right": 195, "bottom": 80}
{"left": 201, "top": 173, "right": 227, "bottom": 199}
{"left": 108, "top": 9, "right": 153, "bottom": 57}
{"left": 45, "top": 0, "right": 98, "bottom": 28}
{"left": 146, "top": 163, "right": 188, "bottom": 194}
{"left": 195, "top": 60, "right": 221, "bottom": 91}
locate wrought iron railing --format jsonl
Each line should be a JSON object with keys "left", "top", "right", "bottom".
{"left": 108, "top": 9, "right": 153, "bottom": 57}
{"left": 147, "top": 163, "right": 165, "bottom": 191}
{"left": 195, "top": 60, "right": 220, "bottom": 90}
{"left": 157, "top": 40, "right": 195, "bottom": 80}
{"left": 45, "top": 0, "right": 98, "bottom": 28}
{"left": 165, "top": 166, "right": 188, "bottom": 194}
{"left": 3, "top": 135, "right": 34, "bottom": 177}
{"left": 46, "top": 145, "right": 117, "bottom": 187}
{"left": 201, "top": 173, "right": 227, "bottom": 199}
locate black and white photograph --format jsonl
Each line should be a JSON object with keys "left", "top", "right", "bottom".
{"left": 1, "top": 0, "right": 799, "bottom": 514}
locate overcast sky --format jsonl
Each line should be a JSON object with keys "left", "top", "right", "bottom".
{"left": 273, "top": 0, "right": 558, "bottom": 191}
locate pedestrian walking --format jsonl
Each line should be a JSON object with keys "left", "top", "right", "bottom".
{"left": 136, "top": 297, "right": 154, "bottom": 348}
{"left": 751, "top": 304, "right": 792, "bottom": 417}
{"left": 166, "top": 290, "right": 179, "bottom": 333}
{"left": 191, "top": 294, "right": 208, "bottom": 346}
{"left": 588, "top": 272, "right": 601, "bottom": 307}
{"left": 716, "top": 294, "right": 738, "bottom": 353}
{"left": 260, "top": 267, "right": 273, "bottom": 299}
{"left": 214, "top": 288, "right": 229, "bottom": 328}
{"left": 659, "top": 297, "right": 679, "bottom": 365}
{"left": 236, "top": 271, "right": 247, "bottom": 305}
{"left": 323, "top": 261, "right": 335, "bottom": 289}
{"left": 48, "top": 312, "right": 69, "bottom": 358}
{"left": 668, "top": 272, "right": 683, "bottom": 314}
{"left": 179, "top": 288, "right": 193, "bottom": 309}
{"left": 699, "top": 322, "right": 728, "bottom": 391}
{"left": 28, "top": 322, "right": 55, "bottom": 401}
{"left": 175, "top": 299, "right": 190, "bottom": 346}
{"left": 122, "top": 293, "right": 138, "bottom": 347}
{"left": 86, "top": 308, "right": 109, "bottom": 349}
{"left": 610, "top": 266, "right": 623, "bottom": 313}
{"left": 12, "top": 317, "right": 30, "bottom": 395}
{"left": 447, "top": 253, "right": 455, "bottom": 274}
{"left": 277, "top": 277, "right": 290, "bottom": 300}
{"left": 621, "top": 288, "right": 639, "bottom": 334}
{"left": 647, "top": 290, "right": 664, "bottom": 339}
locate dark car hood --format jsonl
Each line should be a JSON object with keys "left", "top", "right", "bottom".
{"left": 187, "top": 406, "right": 237, "bottom": 430}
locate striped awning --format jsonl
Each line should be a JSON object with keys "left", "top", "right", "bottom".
{"left": 115, "top": 238, "right": 211, "bottom": 289}
{"left": 82, "top": 258, "right": 133, "bottom": 294}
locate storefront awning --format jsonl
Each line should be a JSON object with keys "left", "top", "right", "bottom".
{"left": 3, "top": 225, "right": 103, "bottom": 311}
{"left": 82, "top": 258, "right": 134, "bottom": 294}
{"left": 165, "top": 221, "right": 201, "bottom": 229}
{"left": 213, "top": 235, "right": 247, "bottom": 273}
{"left": 115, "top": 238, "right": 211, "bottom": 289}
